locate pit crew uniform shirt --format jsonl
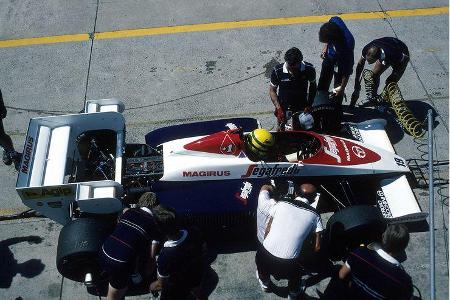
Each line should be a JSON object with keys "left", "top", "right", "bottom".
{"left": 256, "top": 189, "right": 277, "bottom": 244}
{"left": 362, "top": 37, "right": 409, "bottom": 68}
{"left": 344, "top": 244, "right": 413, "bottom": 299}
{"left": 263, "top": 198, "right": 323, "bottom": 259}
{"left": 270, "top": 61, "right": 316, "bottom": 112}
{"left": 325, "top": 16, "right": 355, "bottom": 77}
{"left": 100, "top": 207, "right": 162, "bottom": 289}
{"left": 157, "top": 229, "right": 204, "bottom": 300}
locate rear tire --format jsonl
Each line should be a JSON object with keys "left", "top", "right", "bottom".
{"left": 56, "top": 218, "right": 115, "bottom": 282}
{"left": 325, "top": 205, "right": 386, "bottom": 261}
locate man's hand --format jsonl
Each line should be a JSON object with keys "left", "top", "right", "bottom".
{"left": 303, "top": 106, "right": 312, "bottom": 113}
{"left": 332, "top": 86, "right": 345, "bottom": 97}
{"left": 274, "top": 107, "right": 285, "bottom": 123}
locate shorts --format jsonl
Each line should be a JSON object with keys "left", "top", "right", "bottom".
{"left": 255, "top": 246, "right": 301, "bottom": 279}
{"left": 99, "top": 249, "right": 133, "bottom": 289}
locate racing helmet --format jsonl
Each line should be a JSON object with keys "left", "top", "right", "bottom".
{"left": 247, "top": 128, "right": 274, "bottom": 157}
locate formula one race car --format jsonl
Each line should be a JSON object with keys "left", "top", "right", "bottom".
{"left": 16, "top": 99, "right": 426, "bottom": 291}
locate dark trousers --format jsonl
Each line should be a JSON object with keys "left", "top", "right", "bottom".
{"left": 0, "top": 120, "right": 14, "bottom": 153}
{"left": 317, "top": 58, "right": 344, "bottom": 107}
{"left": 255, "top": 246, "right": 302, "bottom": 292}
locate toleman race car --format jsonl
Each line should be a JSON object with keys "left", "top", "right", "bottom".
{"left": 15, "top": 98, "right": 426, "bottom": 289}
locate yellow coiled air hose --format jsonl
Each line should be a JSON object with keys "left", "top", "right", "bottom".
{"left": 362, "top": 69, "right": 425, "bottom": 138}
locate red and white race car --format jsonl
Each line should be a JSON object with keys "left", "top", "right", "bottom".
{"left": 15, "top": 99, "right": 426, "bottom": 286}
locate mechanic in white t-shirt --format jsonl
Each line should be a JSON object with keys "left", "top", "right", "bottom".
{"left": 255, "top": 183, "right": 323, "bottom": 300}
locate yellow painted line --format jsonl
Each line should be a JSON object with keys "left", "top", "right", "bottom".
{"left": 0, "top": 33, "right": 89, "bottom": 48}
{"left": 96, "top": 6, "right": 449, "bottom": 40}
{"left": 0, "top": 207, "right": 29, "bottom": 216}
{"left": 0, "top": 6, "right": 447, "bottom": 48}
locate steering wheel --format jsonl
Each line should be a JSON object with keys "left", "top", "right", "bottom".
{"left": 297, "top": 143, "right": 309, "bottom": 161}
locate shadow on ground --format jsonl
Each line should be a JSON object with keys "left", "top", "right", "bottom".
{"left": 0, "top": 236, "right": 45, "bottom": 288}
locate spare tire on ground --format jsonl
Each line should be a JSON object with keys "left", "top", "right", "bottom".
{"left": 56, "top": 218, "right": 115, "bottom": 282}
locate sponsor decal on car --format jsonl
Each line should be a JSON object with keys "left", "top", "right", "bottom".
{"left": 323, "top": 136, "right": 341, "bottom": 163}
{"left": 235, "top": 181, "right": 253, "bottom": 205}
{"left": 21, "top": 186, "right": 74, "bottom": 200}
{"left": 351, "top": 145, "right": 366, "bottom": 158}
{"left": 339, "top": 140, "right": 351, "bottom": 162}
{"left": 21, "top": 136, "right": 35, "bottom": 174}
{"left": 182, "top": 170, "right": 231, "bottom": 177}
{"left": 348, "top": 124, "right": 363, "bottom": 142}
{"left": 241, "top": 164, "right": 302, "bottom": 178}
{"left": 377, "top": 189, "right": 393, "bottom": 218}
{"left": 220, "top": 134, "right": 237, "bottom": 155}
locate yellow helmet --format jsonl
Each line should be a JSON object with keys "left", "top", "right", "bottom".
{"left": 247, "top": 128, "right": 274, "bottom": 157}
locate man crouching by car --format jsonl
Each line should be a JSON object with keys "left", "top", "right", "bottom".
{"left": 150, "top": 206, "right": 207, "bottom": 300}
{"left": 99, "top": 192, "right": 164, "bottom": 300}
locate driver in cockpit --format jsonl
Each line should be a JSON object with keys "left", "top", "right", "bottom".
{"left": 244, "top": 128, "right": 278, "bottom": 162}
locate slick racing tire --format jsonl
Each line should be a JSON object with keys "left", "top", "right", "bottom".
{"left": 325, "top": 205, "right": 386, "bottom": 261}
{"left": 56, "top": 218, "right": 115, "bottom": 282}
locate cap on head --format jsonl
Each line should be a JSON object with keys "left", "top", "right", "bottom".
{"left": 248, "top": 129, "right": 274, "bottom": 157}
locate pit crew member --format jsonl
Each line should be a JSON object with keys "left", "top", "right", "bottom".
{"left": 269, "top": 47, "right": 317, "bottom": 130}
{"left": 255, "top": 183, "right": 323, "bottom": 299}
{"left": 100, "top": 192, "right": 163, "bottom": 300}
{"left": 318, "top": 17, "right": 355, "bottom": 108}
{"left": 351, "top": 37, "right": 410, "bottom": 107}
{"left": 338, "top": 224, "right": 413, "bottom": 299}
{"left": 0, "top": 89, "right": 21, "bottom": 170}
{"left": 150, "top": 206, "right": 206, "bottom": 300}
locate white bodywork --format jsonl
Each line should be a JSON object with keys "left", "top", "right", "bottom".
{"left": 16, "top": 100, "right": 125, "bottom": 225}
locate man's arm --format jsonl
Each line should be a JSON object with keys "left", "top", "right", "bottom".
{"left": 333, "top": 75, "right": 349, "bottom": 97}
{"left": 350, "top": 56, "right": 366, "bottom": 107}
{"left": 264, "top": 216, "right": 273, "bottom": 239}
{"left": 353, "top": 56, "right": 366, "bottom": 90}
{"left": 151, "top": 241, "right": 161, "bottom": 259}
{"left": 314, "top": 231, "right": 321, "bottom": 252}
{"left": 150, "top": 277, "right": 166, "bottom": 292}
{"left": 307, "top": 81, "right": 317, "bottom": 106}
{"left": 338, "top": 263, "right": 351, "bottom": 280}
{"left": 269, "top": 85, "right": 281, "bottom": 110}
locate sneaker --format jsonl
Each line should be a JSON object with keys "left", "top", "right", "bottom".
{"left": 2, "top": 150, "right": 12, "bottom": 166}
{"left": 256, "top": 270, "right": 271, "bottom": 293}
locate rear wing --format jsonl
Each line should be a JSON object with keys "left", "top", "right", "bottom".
{"left": 16, "top": 99, "right": 126, "bottom": 225}
{"left": 346, "top": 119, "right": 427, "bottom": 223}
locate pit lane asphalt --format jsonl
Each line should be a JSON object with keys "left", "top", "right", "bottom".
{"left": 0, "top": 1, "right": 448, "bottom": 299}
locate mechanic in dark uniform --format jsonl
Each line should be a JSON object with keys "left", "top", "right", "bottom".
{"left": 255, "top": 183, "right": 323, "bottom": 299}
{"left": 0, "top": 89, "right": 21, "bottom": 170}
{"left": 318, "top": 16, "right": 355, "bottom": 107}
{"left": 100, "top": 192, "right": 163, "bottom": 300}
{"left": 150, "top": 206, "right": 206, "bottom": 300}
{"left": 351, "top": 37, "right": 410, "bottom": 107}
{"left": 338, "top": 224, "right": 413, "bottom": 299}
{"left": 270, "top": 47, "right": 316, "bottom": 130}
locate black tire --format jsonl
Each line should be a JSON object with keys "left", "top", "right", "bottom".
{"left": 325, "top": 205, "right": 386, "bottom": 261}
{"left": 56, "top": 218, "right": 115, "bottom": 282}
